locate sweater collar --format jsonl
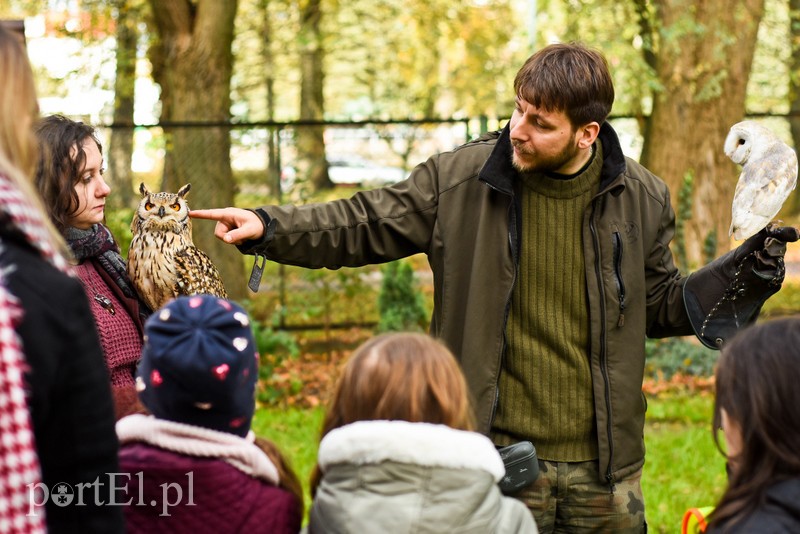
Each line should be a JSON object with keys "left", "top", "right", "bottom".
{"left": 317, "top": 420, "right": 505, "bottom": 481}
{"left": 478, "top": 121, "right": 628, "bottom": 195}
{"left": 520, "top": 139, "right": 603, "bottom": 199}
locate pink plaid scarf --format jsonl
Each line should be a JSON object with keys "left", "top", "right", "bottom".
{"left": 0, "top": 172, "right": 71, "bottom": 533}
{"left": 0, "top": 280, "right": 45, "bottom": 532}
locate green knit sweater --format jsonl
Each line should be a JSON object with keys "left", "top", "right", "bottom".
{"left": 491, "top": 142, "right": 603, "bottom": 462}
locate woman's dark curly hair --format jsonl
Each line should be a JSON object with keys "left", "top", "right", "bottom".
{"left": 34, "top": 114, "right": 102, "bottom": 233}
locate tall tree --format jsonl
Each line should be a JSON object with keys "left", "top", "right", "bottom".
{"left": 146, "top": 0, "right": 245, "bottom": 299}
{"left": 260, "top": 0, "right": 281, "bottom": 196}
{"left": 296, "top": 0, "right": 331, "bottom": 190}
{"left": 638, "top": 0, "right": 765, "bottom": 266}
{"left": 107, "top": 0, "right": 138, "bottom": 209}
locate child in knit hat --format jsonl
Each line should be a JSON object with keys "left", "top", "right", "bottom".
{"left": 115, "top": 295, "right": 302, "bottom": 534}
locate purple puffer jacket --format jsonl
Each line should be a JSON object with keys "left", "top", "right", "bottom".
{"left": 118, "top": 443, "right": 301, "bottom": 534}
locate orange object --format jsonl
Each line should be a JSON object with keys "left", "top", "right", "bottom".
{"left": 682, "top": 507, "right": 714, "bottom": 533}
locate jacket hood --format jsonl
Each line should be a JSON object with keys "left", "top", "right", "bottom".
{"left": 768, "top": 478, "right": 800, "bottom": 515}
{"left": 318, "top": 420, "right": 506, "bottom": 481}
{"left": 478, "top": 121, "right": 628, "bottom": 194}
{"left": 310, "top": 421, "right": 537, "bottom": 533}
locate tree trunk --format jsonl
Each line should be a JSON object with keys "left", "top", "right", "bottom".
{"left": 297, "top": 0, "right": 331, "bottom": 191}
{"left": 641, "top": 0, "right": 765, "bottom": 268}
{"left": 260, "top": 0, "right": 282, "bottom": 199}
{"left": 107, "top": 0, "right": 137, "bottom": 210}
{"left": 146, "top": 0, "right": 246, "bottom": 300}
{"left": 632, "top": 0, "right": 657, "bottom": 166}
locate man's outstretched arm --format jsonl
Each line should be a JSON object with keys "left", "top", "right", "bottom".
{"left": 190, "top": 208, "right": 266, "bottom": 245}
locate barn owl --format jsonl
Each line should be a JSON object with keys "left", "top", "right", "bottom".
{"left": 725, "top": 120, "right": 798, "bottom": 241}
{"left": 128, "top": 183, "right": 227, "bottom": 311}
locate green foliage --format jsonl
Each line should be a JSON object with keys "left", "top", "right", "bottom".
{"left": 104, "top": 207, "right": 135, "bottom": 260}
{"left": 748, "top": 0, "right": 791, "bottom": 113}
{"left": 250, "top": 312, "right": 301, "bottom": 405}
{"left": 645, "top": 337, "right": 718, "bottom": 379}
{"left": 645, "top": 392, "right": 715, "bottom": 425}
{"left": 296, "top": 268, "right": 377, "bottom": 327}
{"left": 761, "top": 281, "right": 800, "bottom": 318}
{"left": 376, "top": 260, "right": 428, "bottom": 333}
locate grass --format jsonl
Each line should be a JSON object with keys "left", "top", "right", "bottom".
{"left": 642, "top": 392, "right": 726, "bottom": 533}
{"left": 253, "top": 391, "right": 725, "bottom": 532}
{"left": 251, "top": 406, "right": 325, "bottom": 516}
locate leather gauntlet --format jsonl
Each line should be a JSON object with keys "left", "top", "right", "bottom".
{"left": 683, "top": 224, "right": 799, "bottom": 349}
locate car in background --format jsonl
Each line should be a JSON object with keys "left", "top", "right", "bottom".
{"left": 280, "top": 156, "right": 408, "bottom": 190}
{"left": 327, "top": 157, "right": 407, "bottom": 187}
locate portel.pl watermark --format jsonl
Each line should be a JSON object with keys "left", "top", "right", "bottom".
{"left": 27, "top": 472, "right": 195, "bottom": 517}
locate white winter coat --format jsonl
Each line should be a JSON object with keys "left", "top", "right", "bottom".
{"left": 306, "top": 420, "right": 538, "bottom": 534}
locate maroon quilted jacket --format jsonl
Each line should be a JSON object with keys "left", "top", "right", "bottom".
{"left": 118, "top": 443, "right": 301, "bottom": 534}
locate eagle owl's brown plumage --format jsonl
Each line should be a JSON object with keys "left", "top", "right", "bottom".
{"left": 128, "top": 183, "right": 227, "bottom": 311}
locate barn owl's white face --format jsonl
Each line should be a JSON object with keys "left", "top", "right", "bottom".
{"left": 724, "top": 125, "right": 753, "bottom": 166}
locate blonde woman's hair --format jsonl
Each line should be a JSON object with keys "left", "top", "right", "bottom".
{"left": 253, "top": 436, "right": 305, "bottom": 518}
{"left": 0, "top": 25, "right": 71, "bottom": 259}
{"left": 310, "top": 332, "right": 476, "bottom": 494}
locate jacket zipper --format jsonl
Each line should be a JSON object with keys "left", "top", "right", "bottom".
{"left": 485, "top": 182, "right": 518, "bottom": 429}
{"left": 590, "top": 201, "right": 615, "bottom": 492}
{"left": 612, "top": 232, "right": 626, "bottom": 328}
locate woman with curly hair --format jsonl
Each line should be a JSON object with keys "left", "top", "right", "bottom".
{"left": 34, "top": 114, "right": 149, "bottom": 419}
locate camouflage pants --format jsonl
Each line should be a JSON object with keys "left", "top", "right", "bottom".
{"left": 512, "top": 459, "right": 646, "bottom": 533}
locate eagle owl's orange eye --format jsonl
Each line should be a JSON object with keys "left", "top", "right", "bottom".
{"left": 171, "top": 203, "right": 180, "bottom": 211}
{"left": 145, "top": 202, "right": 154, "bottom": 211}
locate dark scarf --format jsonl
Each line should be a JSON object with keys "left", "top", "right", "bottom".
{"left": 65, "top": 224, "right": 136, "bottom": 299}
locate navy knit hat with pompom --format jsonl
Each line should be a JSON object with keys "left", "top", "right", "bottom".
{"left": 136, "top": 295, "right": 258, "bottom": 437}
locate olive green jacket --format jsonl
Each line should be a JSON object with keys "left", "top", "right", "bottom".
{"left": 242, "top": 122, "right": 777, "bottom": 484}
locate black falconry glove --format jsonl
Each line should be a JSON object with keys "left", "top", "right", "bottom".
{"left": 683, "top": 224, "right": 800, "bottom": 349}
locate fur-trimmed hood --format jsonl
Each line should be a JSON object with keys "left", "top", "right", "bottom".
{"left": 318, "top": 420, "right": 505, "bottom": 481}
{"left": 308, "top": 421, "right": 538, "bottom": 534}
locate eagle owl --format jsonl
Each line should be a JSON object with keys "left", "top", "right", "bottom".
{"left": 725, "top": 120, "right": 798, "bottom": 241}
{"left": 128, "top": 183, "right": 227, "bottom": 311}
